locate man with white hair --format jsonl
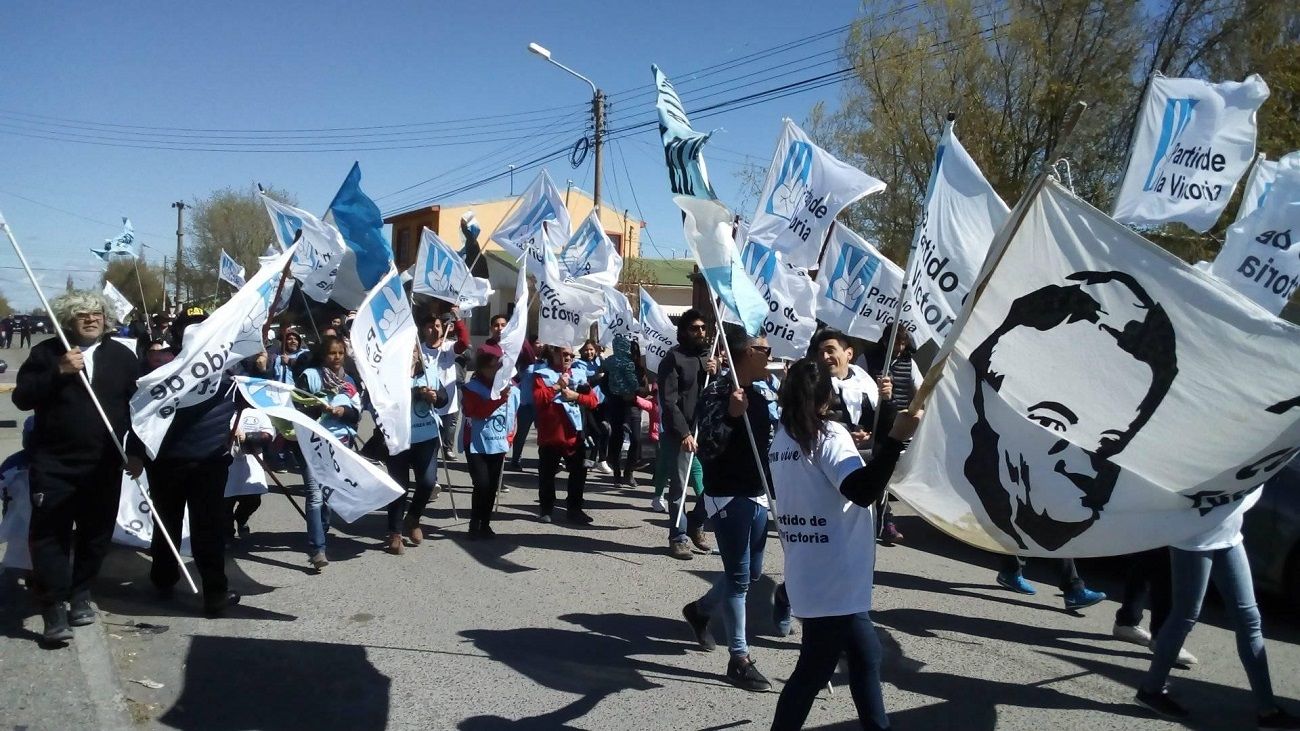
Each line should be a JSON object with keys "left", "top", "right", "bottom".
{"left": 13, "top": 291, "right": 140, "bottom": 645}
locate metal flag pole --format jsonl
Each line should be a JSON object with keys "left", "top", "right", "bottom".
{"left": 0, "top": 213, "right": 196, "bottom": 593}
{"left": 129, "top": 257, "right": 156, "bottom": 340}
{"left": 250, "top": 454, "right": 307, "bottom": 520}
{"left": 703, "top": 294, "right": 775, "bottom": 501}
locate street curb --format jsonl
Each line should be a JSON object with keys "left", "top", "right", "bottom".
{"left": 0, "top": 383, "right": 14, "bottom": 393}
{"left": 74, "top": 608, "right": 135, "bottom": 731}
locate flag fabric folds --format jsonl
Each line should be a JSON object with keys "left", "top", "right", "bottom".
{"left": 1209, "top": 162, "right": 1300, "bottom": 315}
{"left": 599, "top": 285, "right": 636, "bottom": 347}
{"left": 748, "top": 119, "right": 885, "bottom": 269}
{"left": 102, "top": 281, "right": 135, "bottom": 323}
{"left": 350, "top": 268, "right": 418, "bottom": 454}
{"left": 326, "top": 162, "right": 395, "bottom": 309}
{"left": 639, "top": 287, "right": 677, "bottom": 373}
{"left": 412, "top": 228, "right": 493, "bottom": 309}
{"left": 1113, "top": 74, "right": 1270, "bottom": 232}
{"left": 739, "top": 239, "right": 815, "bottom": 360}
{"left": 652, "top": 64, "right": 716, "bottom": 200}
{"left": 491, "top": 169, "right": 571, "bottom": 268}
{"left": 675, "top": 196, "right": 767, "bottom": 337}
{"left": 219, "top": 249, "right": 246, "bottom": 289}
{"left": 815, "top": 223, "right": 905, "bottom": 342}
{"left": 890, "top": 177, "right": 1300, "bottom": 558}
{"left": 261, "top": 194, "right": 346, "bottom": 303}
{"left": 1235, "top": 151, "right": 1300, "bottom": 223}
{"left": 537, "top": 243, "right": 606, "bottom": 347}
{"left": 131, "top": 244, "right": 298, "bottom": 459}
{"left": 492, "top": 264, "right": 530, "bottom": 398}
{"left": 560, "top": 211, "right": 623, "bottom": 287}
{"left": 91, "top": 218, "right": 138, "bottom": 261}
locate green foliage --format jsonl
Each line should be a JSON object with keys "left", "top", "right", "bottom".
{"left": 181, "top": 184, "right": 295, "bottom": 298}
{"left": 103, "top": 255, "right": 167, "bottom": 316}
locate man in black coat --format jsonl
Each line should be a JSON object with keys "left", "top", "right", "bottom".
{"left": 14, "top": 291, "right": 140, "bottom": 644}
{"left": 656, "top": 309, "right": 717, "bottom": 559}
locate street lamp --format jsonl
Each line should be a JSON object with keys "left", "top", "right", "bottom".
{"left": 528, "top": 41, "right": 605, "bottom": 212}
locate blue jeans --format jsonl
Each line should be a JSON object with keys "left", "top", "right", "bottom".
{"left": 697, "top": 497, "right": 768, "bottom": 657}
{"left": 771, "top": 612, "right": 889, "bottom": 731}
{"left": 1141, "top": 543, "right": 1275, "bottom": 711}
{"left": 303, "top": 465, "right": 331, "bottom": 557}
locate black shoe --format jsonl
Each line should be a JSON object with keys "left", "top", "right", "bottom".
{"left": 726, "top": 655, "right": 772, "bottom": 692}
{"left": 507, "top": 459, "right": 523, "bottom": 471}
{"left": 567, "top": 509, "right": 594, "bottom": 525}
{"left": 69, "top": 596, "right": 96, "bottom": 627}
{"left": 41, "top": 604, "right": 73, "bottom": 644}
{"left": 480, "top": 525, "right": 497, "bottom": 540}
{"left": 682, "top": 601, "right": 715, "bottom": 651}
{"left": 237, "top": 522, "right": 251, "bottom": 539}
{"left": 466, "top": 522, "right": 481, "bottom": 541}
{"left": 1259, "top": 708, "right": 1300, "bottom": 729}
{"left": 772, "top": 583, "right": 793, "bottom": 637}
{"left": 154, "top": 585, "right": 175, "bottom": 602}
{"left": 203, "top": 591, "right": 241, "bottom": 617}
{"left": 1135, "top": 686, "right": 1188, "bottom": 719}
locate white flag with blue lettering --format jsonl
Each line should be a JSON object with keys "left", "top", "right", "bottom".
{"left": 560, "top": 211, "right": 623, "bottom": 287}
{"left": 1209, "top": 163, "right": 1300, "bottom": 315}
{"left": 740, "top": 240, "right": 815, "bottom": 360}
{"left": 91, "top": 218, "right": 138, "bottom": 261}
{"left": 1235, "top": 151, "right": 1300, "bottom": 223}
{"left": 219, "top": 250, "right": 246, "bottom": 288}
{"left": 639, "top": 287, "right": 677, "bottom": 372}
{"left": 102, "top": 282, "right": 134, "bottom": 323}
{"left": 748, "top": 119, "right": 886, "bottom": 269}
{"left": 1113, "top": 74, "right": 1270, "bottom": 232}
{"left": 350, "top": 268, "right": 418, "bottom": 453}
{"left": 537, "top": 243, "right": 606, "bottom": 347}
{"left": 816, "top": 223, "right": 905, "bottom": 342}
{"left": 412, "top": 227, "right": 493, "bottom": 309}
{"left": 492, "top": 169, "right": 571, "bottom": 266}
{"left": 261, "top": 194, "right": 346, "bottom": 303}
{"left": 493, "top": 263, "right": 530, "bottom": 398}
{"left": 599, "top": 285, "right": 636, "bottom": 347}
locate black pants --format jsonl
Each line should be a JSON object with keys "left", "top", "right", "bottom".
{"left": 538, "top": 443, "right": 586, "bottom": 514}
{"left": 1115, "top": 547, "right": 1173, "bottom": 635}
{"left": 467, "top": 452, "right": 505, "bottom": 528}
{"left": 227, "top": 495, "right": 261, "bottom": 529}
{"left": 147, "top": 457, "right": 231, "bottom": 600}
{"left": 19, "top": 331, "right": 31, "bottom": 347}
{"left": 771, "top": 612, "right": 890, "bottom": 731}
{"left": 510, "top": 404, "right": 535, "bottom": 463}
{"left": 1001, "top": 555, "right": 1083, "bottom": 591}
{"left": 604, "top": 397, "right": 641, "bottom": 476}
{"left": 582, "top": 408, "right": 609, "bottom": 464}
{"left": 27, "top": 457, "right": 122, "bottom": 607}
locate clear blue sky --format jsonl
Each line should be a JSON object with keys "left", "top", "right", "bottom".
{"left": 0, "top": 0, "right": 871, "bottom": 311}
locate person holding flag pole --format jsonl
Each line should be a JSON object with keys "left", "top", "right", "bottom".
{"left": 1, "top": 212, "right": 194, "bottom": 644}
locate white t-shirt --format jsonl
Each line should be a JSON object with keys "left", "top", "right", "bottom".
{"left": 1172, "top": 489, "right": 1262, "bottom": 552}
{"left": 421, "top": 341, "right": 460, "bottom": 415}
{"left": 80, "top": 342, "right": 101, "bottom": 384}
{"left": 769, "top": 421, "right": 875, "bottom": 618}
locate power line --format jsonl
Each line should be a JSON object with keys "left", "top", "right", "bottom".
{"left": 613, "top": 140, "right": 669, "bottom": 258}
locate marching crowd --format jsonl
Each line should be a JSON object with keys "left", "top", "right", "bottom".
{"left": 4, "top": 289, "right": 1299, "bottom": 730}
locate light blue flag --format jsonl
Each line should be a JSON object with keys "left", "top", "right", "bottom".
{"left": 326, "top": 162, "right": 395, "bottom": 308}
{"left": 653, "top": 65, "right": 716, "bottom": 200}
{"left": 675, "top": 196, "right": 768, "bottom": 337}
{"left": 219, "top": 249, "right": 246, "bottom": 288}
{"left": 91, "top": 218, "right": 138, "bottom": 261}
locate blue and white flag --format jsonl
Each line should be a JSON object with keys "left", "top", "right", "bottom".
{"left": 132, "top": 244, "right": 299, "bottom": 459}
{"left": 1235, "top": 151, "right": 1300, "bottom": 223}
{"left": 460, "top": 211, "right": 481, "bottom": 254}
{"left": 816, "top": 223, "right": 905, "bottom": 342}
{"left": 652, "top": 64, "right": 715, "bottom": 200}
{"left": 675, "top": 196, "right": 767, "bottom": 336}
{"left": 412, "top": 227, "right": 493, "bottom": 309}
{"left": 325, "top": 162, "right": 395, "bottom": 309}
{"left": 261, "top": 194, "right": 346, "bottom": 303}
{"left": 350, "top": 269, "right": 418, "bottom": 453}
{"left": 491, "top": 169, "right": 571, "bottom": 264}
{"left": 235, "top": 377, "right": 403, "bottom": 522}
{"left": 748, "top": 119, "right": 886, "bottom": 269}
{"left": 1113, "top": 74, "right": 1270, "bottom": 232}
{"left": 102, "top": 282, "right": 134, "bottom": 323}
{"left": 739, "top": 239, "right": 815, "bottom": 360}
{"left": 1209, "top": 162, "right": 1300, "bottom": 315}
{"left": 537, "top": 242, "right": 605, "bottom": 347}
{"left": 599, "top": 285, "right": 636, "bottom": 347}
{"left": 91, "top": 218, "right": 138, "bottom": 261}
{"left": 560, "top": 211, "right": 623, "bottom": 287}
{"left": 219, "top": 249, "right": 246, "bottom": 288}
{"left": 493, "top": 263, "right": 530, "bottom": 398}
{"left": 639, "top": 287, "right": 676, "bottom": 372}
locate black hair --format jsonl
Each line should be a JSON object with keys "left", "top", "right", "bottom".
{"left": 810, "top": 327, "right": 853, "bottom": 355}
{"left": 778, "top": 358, "right": 836, "bottom": 455}
{"left": 722, "top": 321, "right": 754, "bottom": 356}
{"left": 677, "top": 308, "right": 706, "bottom": 340}
{"left": 490, "top": 313, "right": 509, "bottom": 325}
{"left": 314, "top": 334, "right": 347, "bottom": 363}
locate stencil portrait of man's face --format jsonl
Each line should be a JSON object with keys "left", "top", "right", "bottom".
{"left": 964, "top": 271, "right": 1177, "bottom": 552}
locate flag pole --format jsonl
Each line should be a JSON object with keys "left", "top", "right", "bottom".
{"left": 250, "top": 453, "right": 307, "bottom": 520}
{"left": 702, "top": 293, "right": 775, "bottom": 501}
{"left": 671, "top": 318, "right": 723, "bottom": 546}
{"left": 129, "top": 258, "right": 156, "bottom": 340}
{"left": 0, "top": 213, "right": 197, "bottom": 593}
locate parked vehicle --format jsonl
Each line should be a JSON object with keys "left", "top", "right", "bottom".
{"left": 1243, "top": 457, "right": 1300, "bottom": 609}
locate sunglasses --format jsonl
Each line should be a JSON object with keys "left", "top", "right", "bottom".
{"left": 749, "top": 344, "right": 772, "bottom": 357}
{"left": 687, "top": 323, "right": 708, "bottom": 332}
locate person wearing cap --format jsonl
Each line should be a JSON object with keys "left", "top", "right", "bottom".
{"left": 14, "top": 290, "right": 140, "bottom": 644}
{"left": 460, "top": 343, "right": 519, "bottom": 538}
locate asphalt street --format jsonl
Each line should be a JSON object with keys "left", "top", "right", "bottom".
{"left": 0, "top": 340, "right": 1297, "bottom": 730}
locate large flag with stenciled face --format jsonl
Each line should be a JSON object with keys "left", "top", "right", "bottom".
{"left": 890, "top": 177, "right": 1300, "bottom": 558}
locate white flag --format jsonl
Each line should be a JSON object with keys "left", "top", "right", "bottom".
{"left": 131, "top": 245, "right": 298, "bottom": 459}
{"left": 816, "top": 223, "right": 906, "bottom": 342}
{"left": 350, "top": 269, "right": 418, "bottom": 454}
{"left": 748, "top": 119, "right": 885, "bottom": 269}
{"left": 493, "top": 264, "right": 530, "bottom": 399}
{"left": 639, "top": 287, "right": 677, "bottom": 372}
{"left": 1113, "top": 74, "right": 1270, "bottom": 232}
{"left": 236, "top": 378, "right": 402, "bottom": 522}
{"left": 411, "top": 227, "right": 493, "bottom": 309}
{"left": 261, "top": 194, "right": 347, "bottom": 303}
{"left": 1209, "top": 163, "right": 1300, "bottom": 314}
{"left": 91, "top": 218, "right": 138, "bottom": 262}
{"left": 537, "top": 244, "right": 605, "bottom": 347}
{"left": 491, "top": 169, "right": 571, "bottom": 263}
{"left": 891, "top": 177, "right": 1300, "bottom": 557}
{"left": 739, "top": 239, "right": 815, "bottom": 360}
{"left": 219, "top": 250, "right": 247, "bottom": 289}
{"left": 102, "top": 281, "right": 135, "bottom": 323}
{"left": 113, "top": 471, "right": 191, "bottom": 554}
{"left": 599, "top": 285, "right": 636, "bottom": 347}
{"left": 560, "top": 211, "right": 623, "bottom": 287}
{"left": 902, "top": 122, "right": 1010, "bottom": 370}
{"left": 1236, "top": 151, "right": 1300, "bottom": 223}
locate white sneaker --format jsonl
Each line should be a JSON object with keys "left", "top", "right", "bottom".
{"left": 651, "top": 496, "right": 667, "bottom": 513}
{"left": 595, "top": 461, "right": 614, "bottom": 475}
{"left": 1148, "top": 638, "right": 1199, "bottom": 667}
{"left": 1113, "top": 623, "right": 1152, "bottom": 646}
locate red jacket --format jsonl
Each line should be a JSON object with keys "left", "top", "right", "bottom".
{"left": 450, "top": 318, "right": 471, "bottom": 354}
{"left": 532, "top": 367, "right": 599, "bottom": 453}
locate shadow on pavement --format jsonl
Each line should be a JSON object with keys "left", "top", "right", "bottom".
{"left": 0, "top": 567, "right": 42, "bottom": 643}
{"left": 88, "top": 549, "right": 297, "bottom": 622}
{"left": 456, "top": 611, "right": 721, "bottom": 729}
{"left": 157, "top": 635, "right": 390, "bottom": 731}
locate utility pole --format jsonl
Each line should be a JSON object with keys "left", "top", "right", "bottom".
{"left": 508, "top": 164, "right": 516, "bottom": 196}
{"left": 171, "top": 201, "right": 186, "bottom": 306}
{"left": 592, "top": 89, "right": 605, "bottom": 212}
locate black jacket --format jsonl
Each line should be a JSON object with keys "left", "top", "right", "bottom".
{"left": 14, "top": 335, "right": 139, "bottom": 472}
{"left": 826, "top": 371, "right": 897, "bottom": 455}
{"left": 657, "top": 343, "right": 711, "bottom": 443}
{"left": 152, "top": 380, "right": 239, "bottom": 463}
{"left": 696, "top": 379, "right": 775, "bottom": 498}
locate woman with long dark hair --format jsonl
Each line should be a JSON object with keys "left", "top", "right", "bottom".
{"left": 767, "top": 358, "right": 921, "bottom": 731}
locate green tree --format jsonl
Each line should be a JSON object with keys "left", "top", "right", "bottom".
{"left": 0, "top": 292, "right": 12, "bottom": 317}
{"left": 182, "top": 184, "right": 295, "bottom": 299}
{"left": 103, "top": 255, "right": 167, "bottom": 317}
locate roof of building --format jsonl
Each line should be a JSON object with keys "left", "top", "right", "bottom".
{"left": 483, "top": 251, "right": 695, "bottom": 287}
{"left": 384, "top": 186, "right": 643, "bottom": 226}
